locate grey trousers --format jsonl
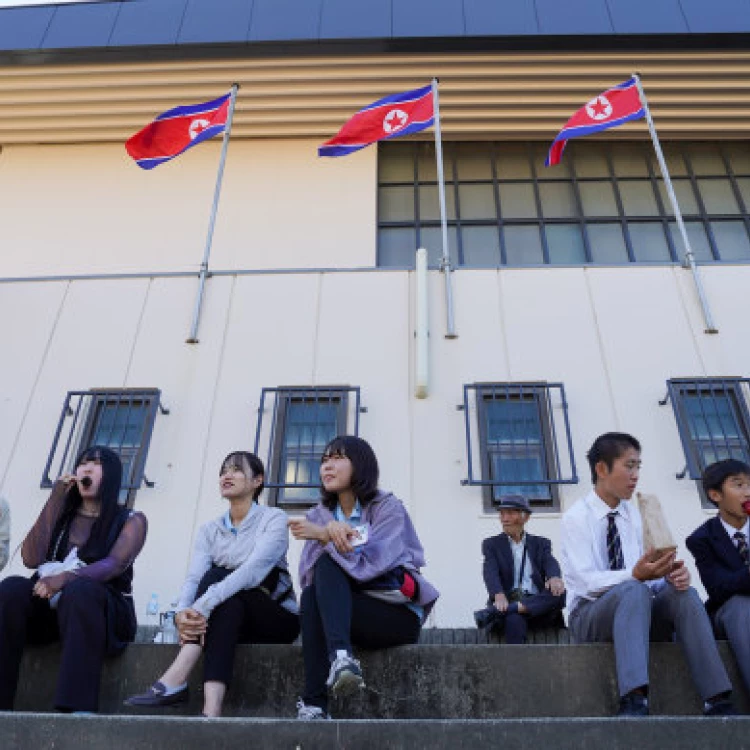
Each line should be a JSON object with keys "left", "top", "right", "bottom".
{"left": 569, "top": 579, "right": 731, "bottom": 699}
{"left": 714, "top": 595, "right": 750, "bottom": 695}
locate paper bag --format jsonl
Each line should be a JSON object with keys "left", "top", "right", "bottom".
{"left": 637, "top": 492, "right": 677, "bottom": 556}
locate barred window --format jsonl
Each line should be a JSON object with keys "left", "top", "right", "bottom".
{"left": 254, "top": 386, "right": 363, "bottom": 509}
{"left": 663, "top": 377, "right": 750, "bottom": 507}
{"left": 461, "top": 382, "right": 578, "bottom": 512}
{"left": 42, "top": 389, "right": 164, "bottom": 506}
{"left": 378, "top": 141, "right": 750, "bottom": 267}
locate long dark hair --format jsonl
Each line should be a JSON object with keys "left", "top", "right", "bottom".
{"left": 320, "top": 435, "right": 379, "bottom": 511}
{"left": 219, "top": 451, "right": 265, "bottom": 500}
{"left": 48, "top": 446, "right": 124, "bottom": 563}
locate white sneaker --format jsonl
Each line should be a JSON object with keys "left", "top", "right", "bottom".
{"left": 326, "top": 652, "right": 364, "bottom": 696}
{"left": 296, "top": 699, "right": 330, "bottom": 720}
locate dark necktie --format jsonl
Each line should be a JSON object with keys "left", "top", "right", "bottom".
{"left": 734, "top": 531, "right": 750, "bottom": 567}
{"left": 607, "top": 511, "right": 625, "bottom": 570}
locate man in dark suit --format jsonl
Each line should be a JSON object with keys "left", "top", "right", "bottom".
{"left": 479, "top": 494, "right": 566, "bottom": 643}
{"left": 687, "top": 458, "right": 750, "bottom": 694}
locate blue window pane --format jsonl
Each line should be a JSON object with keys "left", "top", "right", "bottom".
{"left": 546, "top": 224, "right": 586, "bottom": 264}
{"left": 278, "top": 399, "right": 339, "bottom": 503}
{"left": 92, "top": 400, "right": 148, "bottom": 448}
{"left": 484, "top": 398, "right": 550, "bottom": 499}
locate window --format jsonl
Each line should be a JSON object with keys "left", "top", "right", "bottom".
{"left": 254, "top": 386, "right": 362, "bottom": 509}
{"left": 663, "top": 377, "right": 750, "bottom": 507}
{"left": 42, "top": 389, "right": 164, "bottom": 506}
{"left": 461, "top": 382, "right": 578, "bottom": 512}
{"left": 378, "top": 141, "right": 750, "bottom": 268}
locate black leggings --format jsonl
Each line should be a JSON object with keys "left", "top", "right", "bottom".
{"left": 300, "top": 554, "right": 422, "bottom": 711}
{"left": 197, "top": 567, "right": 299, "bottom": 687}
{"left": 0, "top": 575, "right": 130, "bottom": 712}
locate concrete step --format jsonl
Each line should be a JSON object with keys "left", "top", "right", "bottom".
{"left": 1, "top": 714, "right": 749, "bottom": 750}
{"left": 14, "top": 642, "right": 750, "bottom": 718}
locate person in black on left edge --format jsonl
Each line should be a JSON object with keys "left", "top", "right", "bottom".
{"left": 0, "top": 446, "right": 147, "bottom": 713}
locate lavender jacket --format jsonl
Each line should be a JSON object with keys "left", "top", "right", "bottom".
{"left": 298, "top": 490, "right": 439, "bottom": 612}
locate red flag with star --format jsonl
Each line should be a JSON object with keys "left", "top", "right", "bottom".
{"left": 126, "top": 92, "right": 231, "bottom": 170}
{"left": 319, "top": 84, "right": 434, "bottom": 157}
{"left": 545, "top": 78, "right": 645, "bottom": 167}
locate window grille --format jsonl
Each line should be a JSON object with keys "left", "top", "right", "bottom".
{"left": 42, "top": 389, "right": 165, "bottom": 506}
{"left": 461, "top": 382, "right": 578, "bottom": 511}
{"left": 662, "top": 377, "right": 750, "bottom": 505}
{"left": 254, "top": 386, "right": 362, "bottom": 509}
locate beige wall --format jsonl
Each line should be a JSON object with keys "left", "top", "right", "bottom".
{"left": 0, "top": 263, "right": 748, "bottom": 626}
{"left": 0, "top": 139, "right": 376, "bottom": 276}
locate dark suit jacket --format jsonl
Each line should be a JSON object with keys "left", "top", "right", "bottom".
{"left": 481, "top": 532, "right": 565, "bottom": 618}
{"left": 686, "top": 516, "right": 750, "bottom": 616}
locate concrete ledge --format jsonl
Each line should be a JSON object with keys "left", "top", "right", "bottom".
{"left": 14, "top": 642, "right": 750, "bottom": 718}
{"left": 1, "top": 715, "right": 750, "bottom": 750}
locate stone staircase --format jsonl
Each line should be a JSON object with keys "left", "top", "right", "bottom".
{"left": 4, "top": 630, "right": 749, "bottom": 749}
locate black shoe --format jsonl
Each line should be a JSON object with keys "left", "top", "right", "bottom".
{"left": 617, "top": 691, "right": 649, "bottom": 717}
{"left": 704, "top": 698, "right": 737, "bottom": 716}
{"left": 124, "top": 681, "right": 189, "bottom": 707}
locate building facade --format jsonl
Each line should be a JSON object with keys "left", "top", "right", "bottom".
{"left": 1, "top": 0, "right": 750, "bottom": 626}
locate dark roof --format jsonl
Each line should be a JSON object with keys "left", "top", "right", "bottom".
{"left": 1, "top": 0, "right": 749, "bottom": 57}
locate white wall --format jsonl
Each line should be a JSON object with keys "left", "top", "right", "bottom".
{"left": 0, "top": 139, "right": 376, "bottom": 276}
{"left": 0, "top": 263, "right": 746, "bottom": 626}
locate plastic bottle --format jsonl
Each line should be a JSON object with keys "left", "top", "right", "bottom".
{"left": 146, "top": 592, "right": 159, "bottom": 625}
{"left": 161, "top": 611, "right": 179, "bottom": 644}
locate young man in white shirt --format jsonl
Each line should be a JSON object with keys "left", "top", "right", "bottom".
{"left": 687, "top": 459, "right": 750, "bottom": 696}
{"left": 560, "top": 432, "right": 734, "bottom": 716}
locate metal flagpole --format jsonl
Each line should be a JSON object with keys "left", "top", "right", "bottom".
{"left": 186, "top": 83, "right": 240, "bottom": 343}
{"left": 632, "top": 73, "right": 717, "bottom": 334}
{"left": 431, "top": 77, "right": 457, "bottom": 338}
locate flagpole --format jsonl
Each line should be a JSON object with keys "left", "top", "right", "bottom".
{"left": 431, "top": 77, "right": 457, "bottom": 339}
{"left": 186, "top": 83, "right": 240, "bottom": 344}
{"left": 632, "top": 74, "right": 717, "bottom": 334}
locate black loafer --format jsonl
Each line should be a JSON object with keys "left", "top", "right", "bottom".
{"left": 617, "top": 691, "right": 649, "bottom": 717}
{"left": 124, "top": 681, "right": 188, "bottom": 707}
{"left": 704, "top": 698, "right": 737, "bottom": 716}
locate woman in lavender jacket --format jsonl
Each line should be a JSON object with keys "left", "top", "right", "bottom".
{"left": 289, "top": 435, "right": 439, "bottom": 720}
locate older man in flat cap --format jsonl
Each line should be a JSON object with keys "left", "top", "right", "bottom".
{"left": 477, "top": 494, "right": 566, "bottom": 643}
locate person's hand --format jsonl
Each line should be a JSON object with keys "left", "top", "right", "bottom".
{"left": 666, "top": 560, "right": 690, "bottom": 591}
{"left": 287, "top": 518, "right": 329, "bottom": 544}
{"left": 545, "top": 576, "right": 566, "bottom": 597}
{"left": 632, "top": 548, "right": 676, "bottom": 582}
{"left": 33, "top": 573, "right": 68, "bottom": 599}
{"left": 175, "top": 608, "right": 207, "bottom": 643}
{"left": 325, "top": 521, "right": 360, "bottom": 554}
{"left": 494, "top": 592, "right": 509, "bottom": 613}
{"left": 57, "top": 473, "right": 78, "bottom": 489}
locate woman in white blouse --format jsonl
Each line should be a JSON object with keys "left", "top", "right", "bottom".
{"left": 125, "top": 451, "right": 299, "bottom": 717}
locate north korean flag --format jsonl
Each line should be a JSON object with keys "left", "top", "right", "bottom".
{"left": 319, "top": 84, "right": 434, "bottom": 158}
{"left": 545, "top": 78, "right": 645, "bottom": 167}
{"left": 126, "top": 92, "right": 232, "bottom": 170}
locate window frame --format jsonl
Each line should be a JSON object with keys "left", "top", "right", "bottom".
{"left": 462, "top": 381, "right": 578, "bottom": 513}
{"left": 254, "top": 386, "right": 362, "bottom": 510}
{"left": 41, "top": 388, "right": 163, "bottom": 507}
{"left": 664, "top": 377, "right": 750, "bottom": 507}
{"left": 377, "top": 140, "right": 750, "bottom": 269}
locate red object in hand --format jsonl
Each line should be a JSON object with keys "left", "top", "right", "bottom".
{"left": 742, "top": 500, "right": 750, "bottom": 516}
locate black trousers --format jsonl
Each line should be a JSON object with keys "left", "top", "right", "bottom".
{"left": 492, "top": 592, "right": 565, "bottom": 644}
{"left": 0, "top": 575, "right": 129, "bottom": 712}
{"left": 300, "top": 554, "right": 422, "bottom": 711}
{"left": 197, "top": 567, "right": 300, "bottom": 687}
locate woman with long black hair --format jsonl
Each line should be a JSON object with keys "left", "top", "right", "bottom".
{"left": 0, "top": 445, "right": 147, "bottom": 713}
{"left": 289, "top": 435, "right": 439, "bottom": 720}
{"left": 125, "top": 451, "right": 299, "bottom": 717}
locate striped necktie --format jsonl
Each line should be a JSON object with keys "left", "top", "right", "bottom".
{"left": 607, "top": 511, "right": 625, "bottom": 570}
{"left": 734, "top": 531, "right": 750, "bottom": 567}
